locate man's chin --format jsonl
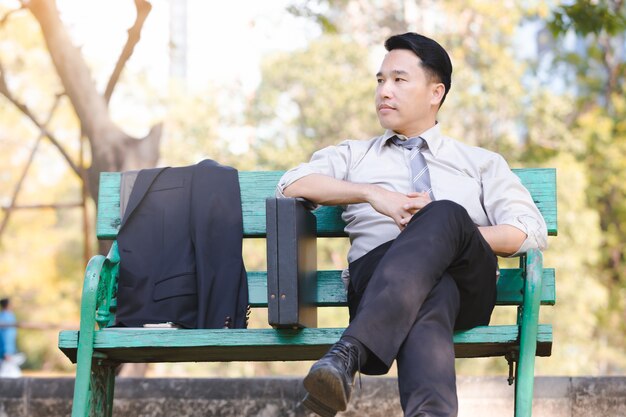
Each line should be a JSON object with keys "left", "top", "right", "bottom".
{"left": 379, "top": 123, "right": 402, "bottom": 134}
{"left": 377, "top": 117, "right": 398, "bottom": 132}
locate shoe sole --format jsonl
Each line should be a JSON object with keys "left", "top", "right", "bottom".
{"left": 302, "top": 393, "right": 337, "bottom": 417}
{"left": 303, "top": 366, "right": 349, "bottom": 412}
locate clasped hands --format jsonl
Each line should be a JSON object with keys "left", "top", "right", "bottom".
{"left": 368, "top": 187, "right": 432, "bottom": 230}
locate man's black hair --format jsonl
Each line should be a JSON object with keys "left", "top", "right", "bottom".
{"left": 0, "top": 298, "right": 9, "bottom": 309}
{"left": 384, "top": 32, "right": 453, "bottom": 107}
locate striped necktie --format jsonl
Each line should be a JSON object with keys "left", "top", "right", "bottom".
{"left": 392, "top": 136, "right": 435, "bottom": 200}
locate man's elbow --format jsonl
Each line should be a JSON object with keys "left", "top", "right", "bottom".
{"left": 283, "top": 175, "right": 316, "bottom": 198}
{"left": 282, "top": 183, "right": 300, "bottom": 198}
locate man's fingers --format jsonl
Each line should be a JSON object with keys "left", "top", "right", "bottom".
{"left": 394, "top": 212, "right": 411, "bottom": 229}
{"left": 399, "top": 214, "right": 413, "bottom": 226}
{"left": 403, "top": 201, "right": 424, "bottom": 210}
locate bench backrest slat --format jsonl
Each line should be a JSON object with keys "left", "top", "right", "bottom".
{"left": 247, "top": 268, "right": 555, "bottom": 308}
{"left": 97, "top": 168, "right": 557, "bottom": 239}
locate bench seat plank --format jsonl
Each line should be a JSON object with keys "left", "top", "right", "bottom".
{"left": 59, "top": 324, "right": 551, "bottom": 364}
{"left": 247, "top": 268, "right": 556, "bottom": 307}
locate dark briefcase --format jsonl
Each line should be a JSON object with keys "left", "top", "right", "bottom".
{"left": 266, "top": 198, "right": 317, "bottom": 328}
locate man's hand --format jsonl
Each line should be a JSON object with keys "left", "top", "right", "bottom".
{"left": 367, "top": 188, "right": 431, "bottom": 229}
{"left": 283, "top": 174, "right": 431, "bottom": 229}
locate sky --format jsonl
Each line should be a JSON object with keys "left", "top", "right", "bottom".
{"left": 56, "top": 0, "right": 321, "bottom": 94}
{"left": 48, "top": 0, "right": 325, "bottom": 150}
{"left": 1, "top": 0, "right": 323, "bottom": 183}
{"left": 5, "top": 0, "right": 548, "bottom": 155}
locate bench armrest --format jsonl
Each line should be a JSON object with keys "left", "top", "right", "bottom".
{"left": 266, "top": 198, "right": 317, "bottom": 328}
{"left": 519, "top": 248, "right": 544, "bottom": 334}
{"left": 515, "top": 248, "right": 544, "bottom": 411}
{"left": 78, "top": 242, "right": 120, "bottom": 334}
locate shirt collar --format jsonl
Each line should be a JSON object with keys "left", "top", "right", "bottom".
{"left": 380, "top": 123, "right": 443, "bottom": 158}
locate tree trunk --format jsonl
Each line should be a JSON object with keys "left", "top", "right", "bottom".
{"left": 26, "top": 0, "right": 162, "bottom": 202}
{"left": 25, "top": 1, "right": 164, "bottom": 377}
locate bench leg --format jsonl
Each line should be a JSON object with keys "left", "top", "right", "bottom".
{"left": 514, "top": 353, "right": 536, "bottom": 417}
{"left": 90, "top": 360, "right": 116, "bottom": 417}
{"left": 514, "top": 249, "right": 544, "bottom": 417}
{"left": 71, "top": 255, "right": 115, "bottom": 417}
{"left": 72, "top": 351, "right": 116, "bottom": 417}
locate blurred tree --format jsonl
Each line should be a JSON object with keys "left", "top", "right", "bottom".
{"left": 545, "top": 0, "right": 626, "bottom": 372}
{"left": 248, "top": 35, "right": 380, "bottom": 169}
{"left": 285, "top": 0, "right": 556, "bottom": 158}
{"left": 0, "top": 0, "right": 163, "bottom": 375}
{"left": 0, "top": 0, "right": 161, "bottom": 232}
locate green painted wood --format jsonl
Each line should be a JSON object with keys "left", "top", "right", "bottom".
{"left": 59, "top": 324, "right": 551, "bottom": 363}
{"left": 512, "top": 168, "right": 557, "bottom": 236}
{"left": 238, "top": 171, "right": 283, "bottom": 238}
{"left": 71, "top": 255, "right": 106, "bottom": 417}
{"left": 96, "top": 173, "right": 123, "bottom": 240}
{"left": 497, "top": 268, "right": 555, "bottom": 306}
{"left": 247, "top": 268, "right": 555, "bottom": 307}
{"left": 96, "top": 168, "right": 557, "bottom": 239}
{"left": 515, "top": 248, "right": 544, "bottom": 417}
{"left": 90, "top": 363, "right": 115, "bottom": 417}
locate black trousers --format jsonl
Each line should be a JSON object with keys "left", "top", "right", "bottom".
{"left": 344, "top": 200, "right": 498, "bottom": 417}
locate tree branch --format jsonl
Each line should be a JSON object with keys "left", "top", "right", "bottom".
{"left": 0, "top": 60, "right": 80, "bottom": 177}
{"left": 1, "top": 203, "right": 83, "bottom": 210}
{"left": 0, "top": 94, "right": 62, "bottom": 244}
{"left": 0, "top": 4, "right": 25, "bottom": 27}
{"left": 103, "top": 0, "right": 152, "bottom": 105}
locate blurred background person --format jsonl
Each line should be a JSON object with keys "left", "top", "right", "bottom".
{"left": 0, "top": 297, "right": 22, "bottom": 377}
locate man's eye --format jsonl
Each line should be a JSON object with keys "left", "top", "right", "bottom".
{"left": 376, "top": 79, "right": 384, "bottom": 84}
{"left": 395, "top": 78, "right": 405, "bottom": 82}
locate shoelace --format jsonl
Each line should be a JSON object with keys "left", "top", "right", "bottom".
{"left": 328, "top": 342, "right": 362, "bottom": 389}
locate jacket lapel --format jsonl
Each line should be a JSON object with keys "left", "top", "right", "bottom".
{"left": 121, "top": 167, "right": 167, "bottom": 227}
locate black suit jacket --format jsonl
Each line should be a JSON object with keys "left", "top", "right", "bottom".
{"left": 115, "top": 159, "right": 248, "bottom": 329}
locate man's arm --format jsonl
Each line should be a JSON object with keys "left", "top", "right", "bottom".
{"left": 401, "top": 193, "right": 528, "bottom": 256}
{"left": 478, "top": 225, "right": 527, "bottom": 257}
{"left": 284, "top": 174, "right": 430, "bottom": 229}
{"left": 482, "top": 155, "right": 548, "bottom": 256}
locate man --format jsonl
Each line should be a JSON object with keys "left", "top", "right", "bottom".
{"left": 277, "top": 33, "right": 547, "bottom": 417}
{"left": 0, "top": 298, "right": 17, "bottom": 363}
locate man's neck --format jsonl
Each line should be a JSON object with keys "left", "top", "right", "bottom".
{"left": 395, "top": 120, "right": 437, "bottom": 138}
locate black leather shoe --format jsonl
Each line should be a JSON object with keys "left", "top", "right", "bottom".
{"left": 302, "top": 339, "right": 360, "bottom": 416}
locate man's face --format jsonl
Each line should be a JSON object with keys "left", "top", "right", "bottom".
{"left": 375, "top": 49, "right": 443, "bottom": 136}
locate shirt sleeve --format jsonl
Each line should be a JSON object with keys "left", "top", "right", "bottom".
{"left": 275, "top": 141, "right": 352, "bottom": 205}
{"left": 481, "top": 155, "right": 548, "bottom": 256}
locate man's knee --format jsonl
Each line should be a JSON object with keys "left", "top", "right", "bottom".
{"left": 410, "top": 200, "right": 474, "bottom": 233}
{"left": 427, "top": 199, "right": 471, "bottom": 220}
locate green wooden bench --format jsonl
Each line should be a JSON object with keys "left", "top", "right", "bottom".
{"left": 58, "top": 168, "right": 556, "bottom": 417}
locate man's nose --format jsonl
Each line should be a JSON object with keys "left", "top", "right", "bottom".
{"left": 377, "top": 81, "right": 392, "bottom": 99}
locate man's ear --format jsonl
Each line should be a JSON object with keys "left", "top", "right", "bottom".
{"left": 431, "top": 83, "right": 445, "bottom": 106}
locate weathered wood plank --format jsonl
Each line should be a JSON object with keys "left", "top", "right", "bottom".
{"left": 58, "top": 324, "right": 551, "bottom": 363}
{"left": 96, "top": 173, "right": 122, "bottom": 239}
{"left": 248, "top": 268, "right": 556, "bottom": 307}
{"left": 238, "top": 171, "right": 283, "bottom": 238}
{"left": 512, "top": 168, "right": 557, "bottom": 236}
{"left": 97, "top": 168, "right": 557, "bottom": 239}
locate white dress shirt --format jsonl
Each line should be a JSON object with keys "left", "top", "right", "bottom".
{"left": 277, "top": 124, "right": 548, "bottom": 266}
